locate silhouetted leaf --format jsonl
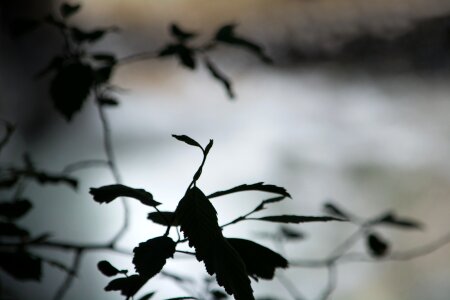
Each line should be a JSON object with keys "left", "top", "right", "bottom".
{"left": 254, "top": 196, "right": 286, "bottom": 212}
{"left": 208, "top": 182, "right": 291, "bottom": 199}
{"left": 147, "top": 211, "right": 178, "bottom": 226}
{"left": 215, "top": 24, "right": 272, "bottom": 63}
{"left": 172, "top": 135, "right": 202, "bottom": 148}
{"left": 323, "top": 203, "right": 350, "bottom": 220}
{"left": 0, "top": 175, "right": 19, "bottom": 189}
{"left": 175, "top": 187, "right": 254, "bottom": 300}
{"left": 159, "top": 44, "right": 196, "bottom": 69}
{"left": 367, "top": 232, "right": 389, "bottom": 257}
{"left": 205, "top": 58, "right": 234, "bottom": 99}
{"left": 211, "top": 290, "right": 228, "bottom": 299}
{"left": 0, "top": 222, "right": 29, "bottom": 237}
{"left": 204, "top": 139, "right": 214, "bottom": 156}
{"left": 254, "top": 215, "right": 344, "bottom": 224}
{"left": 29, "top": 171, "right": 78, "bottom": 189}
{"left": 132, "top": 236, "right": 176, "bottom": 278}
{"left": 10, "top": 18, "right": 41, "bottom": 37}
{"left": 137, "top": 292, "right": 156, "bottom": 300}
{"left": 0, "top": 251, "right": 42, "bottom": 280}
{"left": 373, "top": 212, "right": 423, "bottom": 230}
{"left": 70, "top": 27, "right": 108, "bottom": 43}
{"left": 98, "top": 260, "right": 121, "bottom": 277}
{"left": 227, "top": 238, "right": 288, "bottom": 280}
{"left": 170, "top": 24, "right": 196, "bottom": 41}
{"left": 105, "top": 274, "right": 148, "bottom": 298}
{"left": 0, "top": 200, "right": 32, "bottom": 219}
{"left": 50, "top": 61, "right": 94, "bottom": 120}
{"left": 98, "top": 96, "right": 119, "bottom": 106}
{"left": 90, "top": 184, "right": 161, "bottom": 206}
{"left": 60, "top": 3, "right": 81, "bottom": 18}
{"left": 280, "top": 226, "right": 305, "bottom": 240}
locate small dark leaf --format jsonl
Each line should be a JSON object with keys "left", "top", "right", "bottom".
{"left": 158, "top": 44, "right": 178, "bottom": 57}
{"left": 175, "top": 187, "right": 254, "bottom": 300}
{"left": 137, "top": 292, "right": 156, "bottom": 300}
{"left": 227, "top": 238, "right": 288, "bottom": 280}
{"left": 30, "top": 171, "right": 78, "bottom": 189}
{"left": 98, "top": 96, "right": 119, "bottom": 106}
{"left": 70, "top": 27, "right": 108, "bottom": 44}
{"left": 204, "top": 139, "right": 214, "bottom": 156}
{"left": 208, "top": 182, "right": 291, "bottom": 199}
{"left": 0, "top": 251, "right": 42, "bottom": 280}
{"left": 98, "top": 260, "right": 121, "bottom": 277}
{"left": 158, "top": 45, "right": 196, "bottom": 69}
{"left": 373, "top": 212, "right": 423, "bottom": 230}
{"left": 105, "top": 274, "right": 148, "bottom": 298}
{"left": 132, "top": 236, "right": 176, "bottom": 278}
{"left": 0, "top": 175, "right": 19, "bottom": 190}
{"left": 0, "top": 200, "right": 32, "bottom": 219}
{"left": 50, "top": 61, "right": 94, "bottom": 120}
{"left": 205, "top": 58, "right": 234, "bottom": 99}
{"left": 255, "top": 215, "right": 344, "bottom": 224}
{"left": 170, "top": 23, "right": 196, "bottom": 41}
{"left": 367, "top": 232, "right": 389, "bottom": 258}
{"left": 147, "top": 211, "right": 177, "bottom": 226}
{"left": 323, "top": 203, "right": 350, "bottom": 220}
{"left": 90, "top": 184, "right": 161, "bottom": 207}
{"left": 60, "top": 3, "right": 81, "bottom": 18}
{"left": 172, "top": 135, "right": 202, "bottom": 148}
{"left": 0, "top": 222, "right": 29, "bottom": 237}
{"left": 10, "top": 18, "right": 41, "bottom": 37}
{"left": 280, "top": 226, "right": 305, "bottom": 240}
{"left": 211, "top": 290, "right": 228, "bottom": 299}
{"left": 254, "top": 196, "right": 286, "bottom": 212}
{"left": 214, "top": 24, "right": 272, "bottom": 64}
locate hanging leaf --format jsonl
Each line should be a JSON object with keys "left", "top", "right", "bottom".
{"left": 97, "top": 260, "right": 123, "bottom": 277}
{"left": 204, "top": 139, "right": 214, "bottom": 156}
{"left": 208, "top": 182, "right": 291, "bottom": 199}
{"left": 253, "top": 215, "right": 344, "bottom": 224}
{"left": 175, "top": 187, "right": 254, "bottom": 300}
{"left": 137, "top": 292, "right": 156, "bottom": 300}
{"left": 170, "top": 23, "right": 197, "bottom": 41}
{"left": 132, "top": 236, "right": 176, "bottom": 278}
{"left": 70, "top": 27, "right": 110, "bottom": 44}
{"left": 214, "top": 24, "right": 272, "bottom": 64}
{"left": 94, "top": 65, "right": 115, "bottom": 85}
{"left": 0, "top": 200, "right": 32, "bottom": 219}
{"left": 0, "top": 251, "right": 42, "bottom": 280}
{"left": 60, "top": 3, "right": 81, "bottom": 18}
{"left": 372, "top": 212, "right": 423, "bottom": 230}
{"left": 0, "top": 222, "right": 29, "bottom": 237}
{"left": 227, "top": 238, "right": 288, "bottom": 280}
{"left": 50, "top": 61, "right": 94, "bottom": 121}
{"left": 105, "top": 274, "right": 148, "bottom": 299}
{"left": 172, "top": 135, "right": 202, "bottom": 149}
{"left": 253, "top": 196, "right": 286, "bottom": 212}
{"left": 147, "top": 211, "right": 178, "bottom": 226}
{"left": 204, "top": 58, "right": 234, "bottom": 99}
{"left": 90, "top": 184, "right": 161, "bottom": 207}
{"left": 366, "top": 232, "right": 389, "bottom": 258}
{"left": 322, "top": 203, "right": 350, "bottom": 220}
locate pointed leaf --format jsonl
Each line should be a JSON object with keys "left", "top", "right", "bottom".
{"left": 172, "top": 135, "right": 202, "bottom": 148}
{"left": 147, "top": 211, "right": 178, "bottom": 226}
{"left": 105, "top": 274, "right": 148, "bottom": 298}
{"left": 0, "top": 251, "right": 42, "bottom": 280}
{"left": 367, "top": 232, "right": 389, "bottom": 257}
{"left": 60, "top": 3, "right": 81, "bottom": 18}
{"left": 98, "top": 96, "right": 119, "bottom": 106}
{"left": 254, "top": 215, "right": 344, "bottom": 224}
{"left": 227, "top": 238, "right": 288, "bottom": 280}
{"left": 170, "top": 23, "right": 196, "bottom": 41}
{"left": 0, "top": 200, "right": 32, "bottom": 219}
{"left": 208, "top": 182, "right": 291, "bottom": 199}
{"left": 323, "top": 203, "right": 350, "bottom": 220}
{"left": 137, "top": 292, "right": 156, "bottom": 300}
{"left": 254, "top": 196, "right": 286, "bottom": 212}
{"left": 97, "top": 260, "right": 121, "bottom": 277}
{"left": 50, "top": 61, "right": 94, "bottom": 121}
{"left": 132, "top": 236, "right": 176, "bottom": 278}
{"left": 205, "top": 58, "right": 234, "bottom": 99}
{"left": 90, "top": 184, "right": 161, "bottom": 206}
{"left": 373, "top": 212, "right": 423, "bottom": 230}
{"left": 175, "top": 187, "right": 254, "bottom": 300}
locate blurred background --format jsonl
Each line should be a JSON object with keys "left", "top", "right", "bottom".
{"left": 1, "top": 0, "right": 450, "bottom": 299}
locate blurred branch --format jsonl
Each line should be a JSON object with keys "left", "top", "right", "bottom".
{"left": 62, "top": 159, "right": 109, "bottom": 174}
{"left": 53, "top": 250, "right": 83, "bottom": 300}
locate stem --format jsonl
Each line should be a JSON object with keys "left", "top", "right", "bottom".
{"left": 53, "top": 250, "right": 83, "bottom": 300}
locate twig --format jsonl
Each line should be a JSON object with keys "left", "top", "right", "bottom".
{"left": 117, "top": 51, "right": 158, "bottom": 65}
{"left": 316, "top": 264, "right": 337, "bottom": 300}
{"left": 53, "top": 250, "right": 83, "bottom": 300}
{"left": 62, "top": 159, "right": 109, "bottom": 174}
{"left": 277, "top": 272, "right": 307, "bottom": 300}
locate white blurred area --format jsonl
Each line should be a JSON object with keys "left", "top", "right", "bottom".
{"left": 2, "top": 0, "right": 450, "bottom": 299}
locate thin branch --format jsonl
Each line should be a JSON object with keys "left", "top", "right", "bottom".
{"left": 53, "top": 250, "right": 83, "bottom": 300}
{"left": 117, "top": 51, "right": 158, "bottom": 65}
{"left": 316, "top": 264, "right": 337, "bottom": 300}
{"left": 277, "top": 272, "right": 307, "bottom": 300}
